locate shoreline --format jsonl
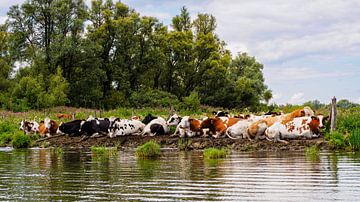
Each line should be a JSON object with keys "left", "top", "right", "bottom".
{"left": 33, "top": 135, "right": 329, "bottom": 151}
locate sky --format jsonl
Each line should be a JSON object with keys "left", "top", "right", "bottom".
{"left": 1, "top": 0, "right": 360, "bottom": 105}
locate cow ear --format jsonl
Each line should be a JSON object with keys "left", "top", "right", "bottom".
{"left": 324, "top": 116, "right": 330, "bottom": 121}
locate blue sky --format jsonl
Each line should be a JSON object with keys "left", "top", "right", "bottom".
{"left": 1, "top": 0, "right": 360, "bottom": 105}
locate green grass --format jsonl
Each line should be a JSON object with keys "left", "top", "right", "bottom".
{"left": 91, "top": 146, "right": 118, "bottom": 156}
{"left": 337, "top": 111, "right": 360, "bottom": 133}
{"left": 51, "top": 147, "right": 64, "bottom": 155}
{"left": 203, "top": 148, "right": 227, "bottom": 159}
{"left": 136, "top": 140, "right": 161, "bottom": 158}
{"left": 326, "top": 131, "right": 346, "bottom": 150}
{"left": 11, "top": 132, "right": 31, "bottom": 148}
{"left": 348, "top": 129, "right": 360, "bottom": 151}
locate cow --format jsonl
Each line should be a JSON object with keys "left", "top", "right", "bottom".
{"left": 141, "top": 114, "right": 169, "bottom": 136}
{"left": 42, "top": 117, "right": 59, "bottom": 137}
{"left": 247, "top": 107, "right": 315, "bottom": 140}
{"left": 213, "top": 111, "right": 229, "bottom": 117}
{"left": 167, "top": 114, "right": 182, "bottom": 126}
{"left": 19, "top": 120, "right": 39, "bottom": 135}
{"left": 200, "top": 117, "right": 227, "bottom": 138}
{"left": 56, "top": 119, "right": 84, "bottom": 136}
{"left": 57, "top": 113, "right": 73, "bottom": 119}
{"left": 265, "top": 114, "right": 328, "bottom": 144}
{"left": 80, "top": 118, "right": 110, "bottom": 137}
{"left": 171, "top": 116, "right": 203, "bottom": 138}
{"left": 218, "top": 117, "right": 241, "bottom": 127}
{"left": 225, "top": 119, "right": 253, "bottom": 140}
{"left": 108, "top": 118, "right": 145, "bottom": 138}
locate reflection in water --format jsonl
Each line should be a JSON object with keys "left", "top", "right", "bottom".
{"left": 0, "top": 149, "right": 360, "bottom": 201}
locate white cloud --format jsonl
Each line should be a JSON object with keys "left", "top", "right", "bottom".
{"left": 288, "top": 92, "right": 305, "bottom": 104}
{"left": 264, "top": 67, "right": 356, "bottom": 83}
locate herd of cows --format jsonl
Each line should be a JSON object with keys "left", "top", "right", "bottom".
{"left": 19, "top": 107, "right": 328, "bottom": 144}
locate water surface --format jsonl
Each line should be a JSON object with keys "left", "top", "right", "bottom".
{"left": 0, "top": 148, "right": 359, "bottom": 201}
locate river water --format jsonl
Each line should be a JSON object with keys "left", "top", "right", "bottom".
{"left": 0, "top": 147, "right": 359, "bottom": 201}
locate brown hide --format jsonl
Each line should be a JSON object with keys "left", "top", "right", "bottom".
{"left": 201, "top": 117, "right": 227, "bottom": 136}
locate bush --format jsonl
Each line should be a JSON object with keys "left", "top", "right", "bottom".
{"left": 12, "top": 132, "right": 31, "bottom": 148}
{"left": 337, "top": 111, "right": 360, "bottom": 133}
{"left": 136, "top": 140, "right": 161, "bottom": 158}
{"left": 203, "top": 148, "right": 227, "bottom": 159}
{"left": 327, "top": 131, "right": 346, "bottom": 149}
{"left": 130, "top": 89, "right": 180, "bottom": 108}
{"left": 0, "top": 132, "right": 13, "bottom": 146}
{"left": 348, "top": 129, "right": 360, "bottom": 151}
{"left": 180, "top": 91, "right": 201, "bottom": 111}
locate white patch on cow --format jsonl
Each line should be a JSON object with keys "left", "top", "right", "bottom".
{"left": 226, "top": 120, "right": 252, "bottom": 140}
{"left": 142, "top": 117, "right": 168, "bottom": 136}
{"left": 108, "top": 119, "right": 145, "bottom": 138}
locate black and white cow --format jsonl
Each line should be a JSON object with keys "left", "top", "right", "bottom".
{"left": 19, "top": 120, "right": 39, "bottom": 135}
{"left": 56, "top": 119, "right": 84, "bottom": 136}
{"left": 108, "top": 118, "right": 145, "bottom": 138}
{"left": 141, "top": 114, "right": 169, "bottom": 136}
{"left": 80, "top": 118, "right": 110, "bottom": 137}
{"left": 213, "top": 111, "right": 229, "bottom": 117}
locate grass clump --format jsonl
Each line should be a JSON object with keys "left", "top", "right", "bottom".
{"left": 136, "top": 140, "right": 161, "bottom": 158}
{"left": 348, "top": 129, "right": 360, "bottom": 151}
{"left": 305, "top": 145, "right": 320, "bottom": 161}
{"left": 326, "top": 131, "right": 346, "bottom": 150}
{"left": 178, "top": 138, "right": 192, "bottom": 151}
{"left": 0, "top": 133, "right": 13, "bottom": 146}
{"left": 203, "top": 147, "right": 227, "bottom": 159}
{"left": 91, "top": 146, "right": 118, "bottom": 157}
{"left": 12, "top": 132, "right": 31, "bottom": 148}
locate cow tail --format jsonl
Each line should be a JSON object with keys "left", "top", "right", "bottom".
{"left": 225, "top": 128, "right": 242, "bottom": 140}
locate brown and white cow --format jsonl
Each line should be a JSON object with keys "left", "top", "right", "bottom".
{"left": 170, "top": 115, "right": 203, "bottom": 138}
{"left": 19, "top": 120, "right": 39, "bottom": 135}
{"left": 39, "top": 117, "right": 59, "bottom": 137}
{"left": 200, "top": 117, "right": 227, "bottom": 138}
{"left": 265, "top": 114, "right": 328, "bottom": 144}
{"left": 247, "top": 107, "right": 315, "bottom": 140}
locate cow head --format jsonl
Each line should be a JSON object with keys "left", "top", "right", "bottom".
{"left": 213, "top": 111, "right": 229, "bottom": 117}
{"left": 31, "top": 121, "right": 40, "bottom": 133}
{"left": 167, "top": 114, "right": 182, "bottom": 126}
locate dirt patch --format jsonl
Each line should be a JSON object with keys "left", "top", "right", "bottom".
{"left": 34, "top": 135, "right": 329, "bottom": 151}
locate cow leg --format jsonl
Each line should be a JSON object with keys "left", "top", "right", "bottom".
{"left": 79, "top": 135, "right": 89, "bottom": 142}
{"left": 275, "top": 134, "right": 289, "bottom": 144}
{"left": 90, "top": 133, "right": 102, "bottom": 138}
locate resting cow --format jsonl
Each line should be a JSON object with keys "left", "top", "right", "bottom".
{"left": 200, "top": 117, "right": 227, "bottom": 138}
{"left": 56, "top": 120, "right": 84, "bottom": 136}
{"left": 108, "top": 118, "right": 145, "bottom": 138}
{"left": 265, "top": 114, "right": 328, "bottom": 144}
{"left": 80, "top": 118, "right": 110, "bottom": 137}
{"left": 19, "top": 120, "right": 39, "bottom": 135}
{"left": 141, "top": 114, "right": 169, "bottom": 136}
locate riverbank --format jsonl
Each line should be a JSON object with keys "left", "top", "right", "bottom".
{"left": 34, "top": 135, "right": 329, "bottom": 151}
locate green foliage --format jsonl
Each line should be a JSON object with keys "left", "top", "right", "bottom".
{"left": 348, "top": 129, "right": 360, "bottom": 151}
{"left": 12, "top": 132, "right": 31, "bottom": 148}
{"left": 91, "top": 146, "right": 118, "bottom": 157}
{"left": 203, "top": 148, "right": 227, "bottom": 159}
{"left": 136, "top": 140, "right": 161, "bottom": 158}
{"left": 0, "top": 133, "right": 13, "bottom": 146}
{"left": 337, "top": 110, "right": 360, "bottom": 133}
{"left": 327, "top": 132, "right": 346, "bottom": 150}
{"left": 130, "top": 89, "right": 180, "bottom": 108}
{"left": 181, "top": 91, "right": 201, "bottom": 111}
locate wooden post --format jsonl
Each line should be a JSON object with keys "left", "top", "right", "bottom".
{"left": 72, "top": 113, "right": 75, "bottom": 120}
{"left": 94, "top": 111, "right": 97, "bottom": 118}
{"left": 99, "top": 110, "right": 102, "bottom": 118}
{"left": 330, "top": 96, "right": 337, "bottom": 132}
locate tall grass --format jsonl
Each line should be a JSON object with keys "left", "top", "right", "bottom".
{"left": 348, "top": 129, "right": 360, "bottom": 151}
{"left": 91, "top": 146, "right": 118, "bottom": 157}
{"left": 203, "top": 148, "right": 227, "bottom": 159}
{"left": 136, "top": 140, "right": 161, "bottom": 158}
{"left": 12, "top": 132, "right": 31, "bottom": 148}
{"left": 337, "top": 110, "right": 360, "bottom": 133}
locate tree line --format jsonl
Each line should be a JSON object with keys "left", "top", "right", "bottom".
{"left": 0, "top": 0, "right": 272, "bottom": 111}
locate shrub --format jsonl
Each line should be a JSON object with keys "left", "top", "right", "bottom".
{"left": 136, "top": 140, "right": 161, "bottom": 158}
{"left": 348, "top": 129, "right": 360, "bottom": 151}
{"left": 181, "top": 91, "right": 201, "bottom": 111}
{"left": 327, "top": 131, "right": 346, "bottom": 149}
{"left": 203, "top": 148, "right": 227, "bottom": 159}
{"left": 0, "top": 132, "right": 13, "bottom": 146}
{"left": 12, "top": 132, "right": 31, "bottom": 148}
